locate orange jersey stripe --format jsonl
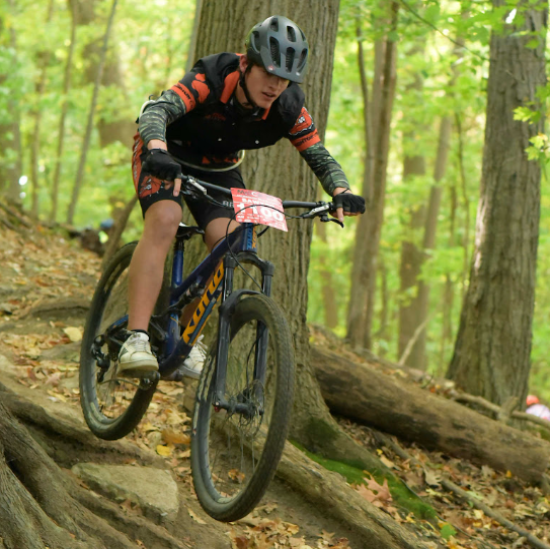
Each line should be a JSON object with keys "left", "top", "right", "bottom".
{"left": 171, "top": 82, "right": 196, "bottom": 112}
{"left": 291, "top": 129, "right": 321, "bottom": 152}
{"left": 220, "top": 71, "right": 240, "bottom": 103}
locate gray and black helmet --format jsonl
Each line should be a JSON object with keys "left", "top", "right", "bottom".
{"left": 245, "top": 16, "right": 309, "bottom": 83}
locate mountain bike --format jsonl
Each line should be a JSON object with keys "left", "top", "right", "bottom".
{"left": 79, "top": 175, "right": 341, "bottom": 521}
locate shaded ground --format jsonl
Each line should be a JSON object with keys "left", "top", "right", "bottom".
{"left": 1, "top": 219, "right": 549, "bottom": 548}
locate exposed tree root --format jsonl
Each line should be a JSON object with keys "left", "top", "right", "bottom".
{"left": 275, "top": 438, "right": 425, "bottom": 549}
{"left": 0, "top": 387, "right": 186, "bottom": 549}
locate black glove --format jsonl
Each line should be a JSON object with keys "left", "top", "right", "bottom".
{"left": 141, "top": 148, "right": 182, "bottom": 181}
{"left": 333, "top": 191, "right": 366, "bottom": 214}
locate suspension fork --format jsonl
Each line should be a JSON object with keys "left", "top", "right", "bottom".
{"left": 212, "top": 254, "right": 275, "bottom": 412}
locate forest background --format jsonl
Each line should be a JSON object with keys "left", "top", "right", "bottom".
{"left": 2, "top": 0, "right": 549, "bottom": 400}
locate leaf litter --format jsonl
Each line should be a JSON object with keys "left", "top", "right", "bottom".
{"left": 2, "top": 218, "right": 550, "bottom": 548}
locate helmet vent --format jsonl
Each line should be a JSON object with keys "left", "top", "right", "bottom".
{"left": 286, "top": 48, "right": 295, "bottom": 72}
{"left": 269, "top": 18, "right": 279, "bottom": 32}
{"left": 298, "top": 49, "right": 307, "bottom": 71}
{"left": 287, "top": 26, "right": 296, "bottom": 42}
{"left": 252, "top": 31, "right": 260, "bottom": 50}
{"left": 270, "top": 37, "right": 280, "bottom": 67}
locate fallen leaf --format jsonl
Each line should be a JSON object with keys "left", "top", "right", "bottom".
{"left": 63, "top": 326, "right": 83, "bottom": 342}
{"left": 424, "top": 468, "right": 442, "bottom": 487}
{"left": 228, "top": 469, "right": 246, "bottom": 483}
{"left": 156, "top": 445, "right": 172, "bottom": 456}
{"left": 161, "top": 429, "right": 190, "bottom": 445}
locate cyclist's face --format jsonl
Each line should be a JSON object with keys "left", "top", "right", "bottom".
{"left": 239, "top": 57, "right": 289, "bottom": 109}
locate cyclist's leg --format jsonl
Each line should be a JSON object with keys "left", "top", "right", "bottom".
{"left": 127, "top": 200, "right": 182, "bottom": 331}
{"left": 128, "top": 135, "right": 184, "bottom": 332}
{"left": 204, "top": 217, "right": 241, "bottom": 251}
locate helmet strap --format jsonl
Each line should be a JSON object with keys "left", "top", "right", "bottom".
{"left": 239, "top": 64, "right": 258, "bottom": 109}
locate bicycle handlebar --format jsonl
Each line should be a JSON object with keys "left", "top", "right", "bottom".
{"left": 178, "top": 174, "right": 336, "bottom": 217}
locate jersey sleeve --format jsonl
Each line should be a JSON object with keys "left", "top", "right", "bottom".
{"left": 138, "top": 61, "right": 213, "bottom": 146}
{"left": 287, "top": 107, "right": 321, "bottom": 152}
{"left": 169, "top": 60, "right": 213, "bottom": 113}
{"left": 288, "top": 108, "right": 350, "bottom": 195}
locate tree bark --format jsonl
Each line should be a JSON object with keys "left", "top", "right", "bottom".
{"left": 67, "top": 0, "right": 119, "bottom": 225}
{"left": 312, "top": 346, "right": 550, "bottom": 484}
{"left": 191, "top": 0, "right": 395, "bottom": 478}
{"left": 447, "top": 3, "right": 547, "bottom": 405}
{"left": 0, "top": 380, "right": 190, "bottom": 548}
{"left": 346, "top": 19, "right": 375, "bottom": 345}
{"left": 50, "top": 0, "right": 77, "bottom": 222}
{"left": 361, "top": 4, "right": 399, "bottom": 351}
{"left": 397, "top": 43, "right": 427, "bottom": 367}
{"left": 347, "top": 8, "right": 399, "bottom": 351}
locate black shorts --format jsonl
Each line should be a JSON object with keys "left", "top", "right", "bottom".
{"left": 132, "top": 136, "right": 245, "bottom": 230}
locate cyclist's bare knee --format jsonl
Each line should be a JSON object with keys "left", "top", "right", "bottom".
{"left": 204, "top": 218, "right": 240, "bottom": 251}
{"left": 143, "top": 200, "right": 182, "bottom": 242}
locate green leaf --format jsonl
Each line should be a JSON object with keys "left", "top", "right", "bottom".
{"left": 440, "top": 523, "right": 457, "bottom": 540}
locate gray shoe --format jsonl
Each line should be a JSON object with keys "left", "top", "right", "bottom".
{"left": 118, "top": 332, "right": 158, "bottom": 377}
{"left": 169, "top": 335, "right": 207, "bottom": 381}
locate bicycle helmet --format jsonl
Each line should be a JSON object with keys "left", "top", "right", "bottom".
{"left": 245, "top": 15, "right": 309, "bottom": 83}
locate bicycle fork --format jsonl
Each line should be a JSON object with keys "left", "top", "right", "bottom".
{"left": 212, "top": 253, "right": 274, "bottom": 417}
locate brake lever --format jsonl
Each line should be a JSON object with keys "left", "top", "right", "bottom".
{"left": 320, "top": 214, "right": 344, "bottom": 228}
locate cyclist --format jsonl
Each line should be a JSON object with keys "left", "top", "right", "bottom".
{"left": 118, "top": 15, "right": 366, "bottom": 378}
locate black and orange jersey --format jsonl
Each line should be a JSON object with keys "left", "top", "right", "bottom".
{"left": 138, "top": 52, "right": 349, "bottom": 195}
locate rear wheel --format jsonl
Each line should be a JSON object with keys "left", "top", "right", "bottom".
{"left": 79, "top": 242, "right": 170, "bottom": 440}
{"left": 191, "top": 294, "right": 295, "bottom": 521}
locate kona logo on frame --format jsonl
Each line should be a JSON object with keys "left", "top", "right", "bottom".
{"left": 182, "top": 263, "right": 224, "bottom": 344}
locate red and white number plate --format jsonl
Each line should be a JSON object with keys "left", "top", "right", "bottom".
{"left": 231, "top": 188, "right": 288, "bottom": 232}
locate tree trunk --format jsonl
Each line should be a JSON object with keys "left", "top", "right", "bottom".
{"left": 439, "top": 183, "right": 458, "bottom": 370}
{"left": 30, "top": 0, "right": 55, "bottom": 219}
{"left": 312, "top": 346, "right": 550, "bottom": 484}
{"left": 50, "top": 0, "right": 77, "bottom": 222}
{"left": 192, "top": 0, "right": 394, "bottom": 478}
{"left": 67, "top": 0, "right": 119, "bottom": 225}
{"left": 347, "top": 8, "right": 399, "bottom": 351}
{"left": 361, "top": 4, "right": 399, "bottom": 351}
{"left": 447, "top": 3, "right": 547, "bottom": 405}
{"left": 346, "top": 19, "right": 375, "bottom": 345}
{"left": 397, "top": 44, "right": 427, "bottom": 367}
{"left": 0, "top": 0, "right": 22, "bottom": 202}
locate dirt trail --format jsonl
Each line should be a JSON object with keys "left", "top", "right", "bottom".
{"left": 0, "top": 226, "right": 365, "bottom": 549}
{"left": 2, "top": 222, "right": 550, "bottom": 549}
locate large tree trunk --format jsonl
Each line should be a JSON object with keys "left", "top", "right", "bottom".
{"left": 447, "top": 3, "right": 547, "bottom": 405}
{"left": 192, "top": 1, "right": 394, "bottom": 477}
{"left": 312, "top": 346, "right": 550, "bottom": 484}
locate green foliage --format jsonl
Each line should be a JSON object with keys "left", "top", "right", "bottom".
{"left": 4, "top": 0, "right": 550, "bottom": 402}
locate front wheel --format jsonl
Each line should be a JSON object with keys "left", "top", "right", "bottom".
{"left": 191, "top": 294, "right": 295, "bottom": 522}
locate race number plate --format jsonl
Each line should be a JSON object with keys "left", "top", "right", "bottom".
{"left": 231, "top": 188, "right": 288, "bottom": 232}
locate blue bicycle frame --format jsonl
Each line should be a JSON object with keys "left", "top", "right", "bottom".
{"left": 156, "top": 221, "right": 274, "bottom": 381}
